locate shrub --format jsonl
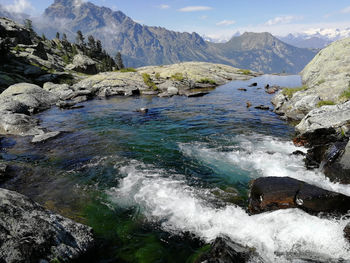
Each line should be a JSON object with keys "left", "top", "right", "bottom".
{"left": 142, "top": 73, "right": 158, "bottom": 90}
{"left": 317, "top": 100, "right": 335, "bottom": 107}
{"left": 119, "top": 67, "right": 137, "bottom": 73}
{"left": 238, "top": 69, "right": 251, "bottom": 75}
{"left": 282, "top": 85, "right": 308, "bottom": 99}
{"left": 171, "top": 72, "right": 184, "bottom": 81}
{"left": 198, "top": 78, "right": 216, "bottom": 85}
{"left": 62, "top": 54, "right": 70, "bottom": 64}
{"left": 155, "top": 72, "right": 161, "bottom": 79}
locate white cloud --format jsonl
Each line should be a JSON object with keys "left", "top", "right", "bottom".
{"left": 265, "top": 15, "right": 301, "bottom": 26}
{"left": 3, "top": 0, "right": 34, "bottom": 14}
{"left": 341, "top": 6, "right": 350, "bottom": 13}
{"left": 178, "top": 6, "right": 212, "bottom": 12}
{"left": 200, "top": 15, "right": 208, "bottom": 20}
{"left": 159, "top": 4, "right": 170, "bottom": 9}
{"left": 216, "top": 20, "right": 236, "bottom": 26}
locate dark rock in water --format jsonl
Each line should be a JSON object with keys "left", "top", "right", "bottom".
{"left": 323, "top": 140, "right": 350, "bottom": 184}
{"left": 344, "top": 223, "right": 350, "bottom": 243}
{"left": 246, "top": 101, "right": 252, "bottom": 108}
{"left": 56, "top": 101, "right": 84, "bottom": 110}
{"left": 0, "top": 163, "right": 8, "bottom": 182}
{"left": 266, "top": 86, "right": 280, "bottom": 94}
{"left": 0, "top": 188, "right": 95, "bottom": 262}
{"left": 136, "top": 108, "right": 148, "bottom": 113}
{"left": 264, "top": 84, "right": 270, "bottom": 89}
{"left": 249, "top": 176, "right": 350, "bottom": 215}
{"left": 293, "top": 127, "right": 339, "bottom": 147}
{"left": 195, "top": 236, "right": 263, "bottom": 263}
{"left": 238, "top": 88, "right": 247, "bottom": 91}
{"left": 292, "top": 150, "right": 306, "bottom": 156}
{"left": 185, "top": 91, "right": 209, "bottom": 97}
{"left": 249, "top": 82, "right": 258, "bottom": 87}
{"left": 254, "top": 105, "right": 269, "bottom": 110}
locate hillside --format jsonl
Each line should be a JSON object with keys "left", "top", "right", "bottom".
{"left": 37, "top": 0, "right": 316, "bottom": 73}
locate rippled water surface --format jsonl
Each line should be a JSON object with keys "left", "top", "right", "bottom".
{"left": 2, "top": 75, "right": 350, "bottom": 262}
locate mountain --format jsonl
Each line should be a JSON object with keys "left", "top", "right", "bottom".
{"left": 1, "top": 0, "right": 317, "bottom": 74}
{"left": 279, "top": 28, "right": 350, "bottom": 49}
{"left": 211, "top": 32, "right": 317, "bottom": 73}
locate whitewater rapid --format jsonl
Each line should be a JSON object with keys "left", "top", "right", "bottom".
{"left": 107, "top": 134, "right": 350, "bottom": 262}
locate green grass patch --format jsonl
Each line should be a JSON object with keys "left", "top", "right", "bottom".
{"left": 340, "top": 86, "right": 350, "bottom": 100}
{"left": 282, "top": 85, "right": 308, "bottom": 99}
{"left": 238, "top": 69, "right": 251, "bottom": 75}
{"left": 317, "top": 100, "right": 335, "bottom": 107}
{"left": 118, "top": 67, "right": 137, "bottom": 73}
{"left": 142, "top": 73, "right": 158, "bottom": 90}
{"left": 155, "top": 72, "right": 161, "bottom": 79}
{"left": 316, "top": 79, "right": 326, "bottom": 85}
{"left": 171, "top": 72, "right": 184, "bottom": 81}
{"left": 13, "top": 45, "right": 25, "bottom": 52}
{"left": 198, "top": 78, "right": 217, "bottom": 85}
{"left": 61, "top": 54, "right": 70, "bottom": 64}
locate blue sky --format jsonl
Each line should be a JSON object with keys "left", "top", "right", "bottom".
{"left": 1, "top": 0, "right": 350, "bottom": 40}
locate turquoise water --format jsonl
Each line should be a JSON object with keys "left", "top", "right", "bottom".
{"left": 2, "top": 75, "right": 350, "bottom": 262}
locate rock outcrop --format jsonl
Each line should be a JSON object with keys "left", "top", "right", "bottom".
{"left": 66, "top": 54, "right": 97, "bottom": 75}
{"left": 0, "top": 188, "right": 94, "bottom": 263}
{"left": 272, "top": 37, "right": 350, "bottom": 121}
{"left": 249, "top": 177, "right": 350, "bottom": 215}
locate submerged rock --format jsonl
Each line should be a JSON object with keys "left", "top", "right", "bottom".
{"left": 238, "top": 88, "right": 247, "bottom": 91}
{"left": 136, "top": 108, "right": 148, "bottom": 113}
{"left": 249, "top": 82, "right": 257, "bottom": 87}
{"left": 254, "top": 105, "right": 269, "bottom": 110}
{"left": 195, "top": 236, "right": 263, "bottom": 263}
{"left": 32, "top": 131, "right": 61, "bottom": 143}
{"left": 249, "top": 177, "right": 350, "bottom": 215}
{"left": 0, "top": 188, "right": 95, "bottom": 262}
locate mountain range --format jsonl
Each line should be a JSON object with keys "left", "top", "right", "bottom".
{"left": 0, "top": 0, "right": 317, "bottom": 74}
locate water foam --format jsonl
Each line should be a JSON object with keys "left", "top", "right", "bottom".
{"left": 107, "top": 160, "right": 350, "bottom": 262}
{"left": 180, "top": 134, "right": 350, "bottom": 196}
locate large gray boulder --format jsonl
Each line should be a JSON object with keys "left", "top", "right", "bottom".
{"left": 0, "top": 112, "right": 42, "bottom": 135}
{"left": 66, "top": 54, "right": 97, "bottom": 75}
{"left": 0, "top": 83, "right": 58, "bottom": 113}
{"left": 43, "top": 82, "right": 74, "bottom": 100}
{"left": 296, "top": 101, "right": 350, "bottom": 135}
{"left": 0, "top": 17, "right": 32, "bottom": 45}
{"left": 0, "top": 188, "right": 94, "bottom": 263}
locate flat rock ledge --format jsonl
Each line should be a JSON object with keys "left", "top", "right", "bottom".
{"left": 0, "top": 188, "right": 95, "bottom": 263}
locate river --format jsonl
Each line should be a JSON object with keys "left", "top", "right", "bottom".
{"left": 1, "top": 75, "right": 349, "bottom": 262}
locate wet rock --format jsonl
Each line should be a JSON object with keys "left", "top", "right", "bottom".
{"left": 249, "top": 177, "right": 350, "bottom": 215}
{"left": 66, "top": 54, "right": 97, "bottom": 75}
{"left": 0, "top": 163, "right": 8, "bottom": 182}
{"left": 185, "top": 91, "right": 209, "bottom": 97}
{"left": 73, "top": 95, "right": 88, "bottom": 103}
{"left": 292, "top": 150, "right": 305, "bottom": 156}
{"left": 32, "top": 131, "right": 61, "bottom": 143}
{"left": 56, "top": 101, "right": 83, "bottom": 110}
{"left": 249, "top": 82, "right": 257, "bottom": 87}
{"left": 195, "top": 236, "right": 263, "bottom": 263}
{"left": 246, "top": 102, "right": 252, "bottom": 108}
{"left": 264, "top": 84, "right": 270, "bottom": 89}
{"left": 323, "top": 140, "right": 350, "bottom": 184}
{"left": 266, "top": 85, "right": 280, "bottom": 94}
{"left": 0, "top": 188, "right": 95, "bottom": 262}
{"left": 254, "top": 105, "right": 269, "bottom": 110}
{"left": 136, "top": 108, "right": 148, "bottom": 113}
{"left": 238, "top": 88, "right": 247, "bottom": 91}
{"left": 344, "top": 223, "right": 350, "bottom": 242}
{"left": 0, "top": 112, "right": 42, "bottom": 136}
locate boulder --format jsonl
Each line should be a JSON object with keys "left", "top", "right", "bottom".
{"left": 66, "top": 54, "right": 97, "bottom": 75}
{"left": 254, "top": 105, "right": 269, "bottom": 110}
{"left": 296, "top": 101, "right": 350, "bottom": 136}
{"left": 184, "top": 91, "right": 209, "bottom": 97}
{"left": 0, "top": 83, "right": 58, "bottom": 113}
{"left": 238, "top": 88, "right": 247, "bottom": 91}
{"left": 32, "top": 131, "right": 61, "bottom": 143}
{"left": 43, "top": 82, "right": 74, "bottom": 100}
{"left": 0, "top": 188, "right": 94, "bottom": 262}
{"left": 195, "top": 236, "right": 263, "bottom": 263}
{"left": 249, "top": 177, "right": 350, "bottom": 215}
{"left": 249, "top": 82, "right": 257, "bottom": 87}
{"left": 0, "top": 18, "right": 32, "bottom": 45}
{"left": 0, "top": 112, "right": 42, "bottom": 136}
{"left": 167, "top": 86, "right": 178, "bottom": 95}
{"left": 136, "top": 108, "right": 148, "bottom": 113}
{"left": 323, "top": 140, "right": 350, "bottom": 184}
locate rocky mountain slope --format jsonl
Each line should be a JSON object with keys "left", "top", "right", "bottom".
{"left": 35, "top": 0, "right": 316, "bottom": 73}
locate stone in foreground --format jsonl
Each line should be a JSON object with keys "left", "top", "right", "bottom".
{"left": 32, "top": 131, "right": 61, "bottom": 143}
{"left": 249, "top": 177, "right": 350, "bottom": 215}
{"left": 195, "top": 236, "right": 263, "bottom": 263}
{"left": 0, "top": 188, "right": 94, "bottom": 263}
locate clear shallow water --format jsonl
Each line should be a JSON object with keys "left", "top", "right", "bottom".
{"left": 1, "top": 75, "right": 350, "bottom": 262}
